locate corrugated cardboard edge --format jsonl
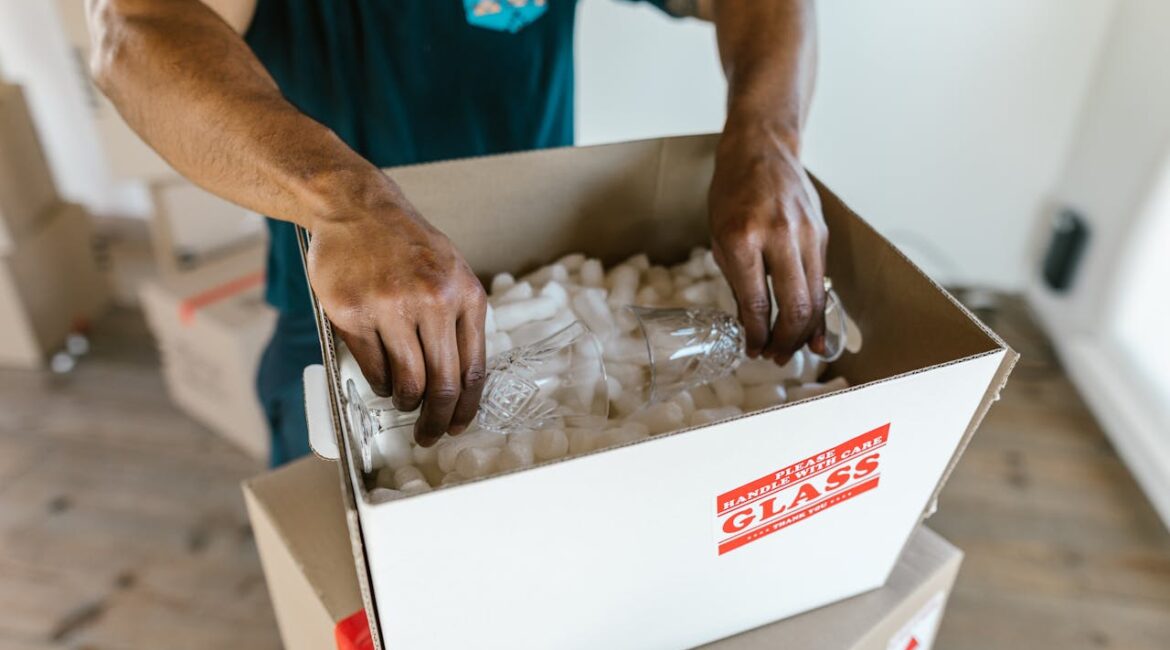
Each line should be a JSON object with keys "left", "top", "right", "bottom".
{"left": 295, "top": 225, "right": 386, "bottom": 650}
{"left": 809, "top": 178, "right": 1019, "bottom": 570}
{"left": 808, "top": 179, "right": 1020, "bottom": 519}
{"left": 242, "top": 484, "right": 338, "bottom": 650}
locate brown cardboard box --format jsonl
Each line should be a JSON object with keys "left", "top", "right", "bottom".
{"left": 0, "top": 83, "right": 59, "bottom": 253}
{"left": 244, "top": 457, "right": 963, "bottom": 650}
{"left": 148, "top": 180, "right": 267, "bottom": 279}
{"left": 139, "top": 248, "right": 276, "bottom": 460}
{"left": 0, "top": 203, "right": 110, "bottom": 368}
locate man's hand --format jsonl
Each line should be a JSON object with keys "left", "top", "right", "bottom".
{"left": 708, "top": 0, "right": 821, "bottom": 364}
{"left": 88, "top": 1, "right": 489, "bottom": 445}
{"left": 309, "top": 194, "right": 487, "bottom": 447}
{"left": 709, "top": 122, "right": 828, "bottom": 363}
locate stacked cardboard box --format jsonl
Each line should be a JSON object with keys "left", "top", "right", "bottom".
{"left": 245, "top": 457, "right": 963, "bottom": 650}
{"left": 0, "top": 82, "right": 110, "bottom": 368}
{"left": 148, "top": 180, "right": 267, "bottom": 278}
{"left": 139, "top": 244, "right": 276, "bottom": 461}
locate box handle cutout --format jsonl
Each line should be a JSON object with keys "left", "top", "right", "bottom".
{"left": 304, "top": 364, "right": 339, "bottom": 460}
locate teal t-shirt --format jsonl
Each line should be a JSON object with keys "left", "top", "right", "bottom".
{"left": 244, "top": 0, "right": 671, "bottom": 314}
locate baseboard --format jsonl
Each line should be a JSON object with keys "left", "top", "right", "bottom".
{"left": 1055, "top": 338, "right": 1170, "bottom": 528}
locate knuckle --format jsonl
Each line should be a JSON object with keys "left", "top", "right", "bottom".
{"left": 743, "top": 294, "right": 771, "bottom": 316}
{"left": 394, "top": 377, "right": 424, "bottom": 403}
{"left": 782, "top": 299, "right": 815, "bottom": 330}
{"left": 429, "top": 381, "right": 461, "bottom": 404}
{"left": 462, "top": 365, "right": 487, "bottom": 390}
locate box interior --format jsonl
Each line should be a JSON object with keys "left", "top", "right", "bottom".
{"left": 300, "top": 135, "right": 1011, "bottom": 650}
{"left": 388, "top": 134, "right": 1003, "bottom": 386}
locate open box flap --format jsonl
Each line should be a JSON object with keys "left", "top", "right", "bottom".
{"left": 295, "top": 134, "right": 1014, "bottom": 647}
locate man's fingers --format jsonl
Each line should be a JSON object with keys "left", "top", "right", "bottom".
{"left": 715, "top": 245, "right": 771, "bottom": 357}
{"left": 801, "top": 233, "right": 828, "bottom": 356}
{"left": 379, "top": 320, "right": 425, "bottom": 413}
{"left": 449, "top": 306, "right": 488, "bottom": 435}
{"left": 336, "top": 327, "right": 391, "bottom": 397}
{"left": 413, "top": 319, "right": 462, "bottom": 447}
{"left": 763, "top": 238, "right": 812, "bottom": 363}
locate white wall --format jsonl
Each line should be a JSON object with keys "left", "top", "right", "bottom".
{"left": 1029, "top": 0, "right": 1170, "bottom": 335}
{"left": 576, "top": 0, "right": 1118, "bottom": 289}
{"left": 0, "top": 0, "right": 149, "bottom": 217}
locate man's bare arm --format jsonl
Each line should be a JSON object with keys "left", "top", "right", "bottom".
{"left": 88, "top": 0, "right": 385, "bottom": 228}
{"left": 706, "top": 1, "right": 826, "bottom": 363}
{"left": 88, "top": 0, "right": 488, "bottom": 445}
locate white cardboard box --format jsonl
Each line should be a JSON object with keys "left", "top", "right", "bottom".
{"left": 139, "top": 248, "right": 276, "bottom": 460}
{"left": 301, "top": 135, "right": 1016, "bottom": 649}
{"left": 245, "top": 456, "right": 964, "bottom": 650}
{"left": 0, "top": 203, "right": 109, "bottom": 368}
{"left": 0, "top": 83, "right": 59, "bottom": 253}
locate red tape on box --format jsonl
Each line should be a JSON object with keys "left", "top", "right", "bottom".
{"left": 177, "top": 271, "right": 265, "bottom": 325}
{"left": 335, "top": 609, "right": 374, "bottom": 650}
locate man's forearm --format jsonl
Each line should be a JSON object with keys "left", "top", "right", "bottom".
{"left": 87, "top": 0, "right": 395, "bottom": 230}
{"left": 713, "top": 0, "right": 817, "bottom": 150}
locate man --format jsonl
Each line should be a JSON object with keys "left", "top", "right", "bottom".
{"left": 88, "top": 0, "right": 828, "bottom": 466}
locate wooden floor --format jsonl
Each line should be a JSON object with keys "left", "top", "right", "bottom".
{"left": 0, "top": 298, "right": 1167, "bottom": 649}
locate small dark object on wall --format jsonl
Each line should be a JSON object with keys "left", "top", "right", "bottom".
{"left": 1043, "top": 208, "right": 1090, "bottom": 292}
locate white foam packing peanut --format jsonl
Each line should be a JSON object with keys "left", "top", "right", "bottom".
{"left": 605, "top": 264, "right": 640, "bottom": 309}
{"left": 437, "top": 430, "right": 505, "bottom": 473}
{"left": 486, "top": 332, "right": 513, "bottom": 360}
{"left": 490, "top": 272, "right": 515, "bottom": 295}
{"left": 630, "top": 402, "right": 685, "bottom": 435}
{"left": 788, "top": 376, "right": 850, "bottom": 402}
{"left": 524, "top": 263, "right": 569, "bottom": 288}
{"left": 369, "top": 487, "right": 405, "bottom": 504}
{"left": 579, "top": 259, "right": 604, "bottom": 287}
{"left": 455, "top": 446, "right": 501, "bottom": 478}
{"left": 679, "top": 280, "right": 715, "bottom": 306}
{"left": 484, "top": 303, "right": 498, "bottom": 335}
{"left": 742, "top": 383, "right": 788, "bottom": 412}
{"left": 497, "top": 441, "right": 535, "bottom": 471}
{"left": 570, "top": 288, "right": 616, "bottom": 342}
{"left": 351, "top": 246, "right": 859, "bottom": 499}
{"left": 710, "top": 376, "right": 745, "bottom": 408}
{"left": 735, "top": 357, "right": 788, "bottom": 386}
{"left": 509, "top": 311, "right": 575, "bottom": 348}
{"left": 493, "top": 295, "right": 558, "bottom": 331}
{"left": 373, "top": 426, "right": 413, "bottom": 470}
{"left": 495, "top": 280, "right": 533, "bottom": 303}
{"left": 646, "top": 266, "right": 673, "bottom": 298}
{"left": 558, "top": 253, "right": 586, "bottom": 272}
{"left": 533, "top": 428, "right": 569, "bottom": 461}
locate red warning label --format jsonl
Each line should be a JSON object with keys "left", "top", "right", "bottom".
{"left": 716, "top": 423, "right": 889, "bottom": 555}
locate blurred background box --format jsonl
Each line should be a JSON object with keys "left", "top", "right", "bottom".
{"left": 244, "top": 457, "right": 963, "bottom": 650}
{"left": 0, "top": 202, "right": 110, "bottom": 368}
{"left": 0, "top": 82, "right": 59, "bottom": 253}
{"left": 148, "top": 179, "right": 267, "bottom": 279}
{"left": 139, "top": 246, "right": 275, "bottom": 461}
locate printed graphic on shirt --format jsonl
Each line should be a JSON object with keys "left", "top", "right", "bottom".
{"left": 714, "top": 423, "right": 888, "bottom": 555}
{"left": 464, "top": 0, "right": 549, "bottom": 33}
